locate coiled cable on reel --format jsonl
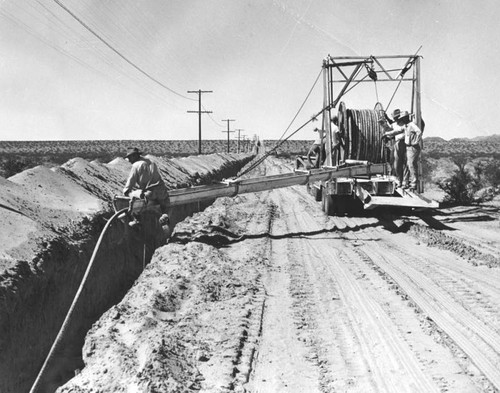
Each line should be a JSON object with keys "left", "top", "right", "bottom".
{"left": 337, "top": 101, "right": 389, "bottom": 164}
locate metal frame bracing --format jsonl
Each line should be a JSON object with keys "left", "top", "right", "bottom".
{"left": 321, "top": 53, "right": 423, "bottom": 191}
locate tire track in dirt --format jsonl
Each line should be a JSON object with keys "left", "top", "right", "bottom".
{"left": 347, "top": 216, "right": 500, "bottom": 334}
{"left": 183, "top": 158, "right": 498, "bottom": 392}
{"left": 341, "top": 215, "right": 500, "bottom": 391}
{"left": 361, "top": 245, "right": 500, "bottom": 389}
{"left": 247, "top": 182, "right": 460, "bottom": 391}
{"left": 272, "top": 187, "right": 441, "bottom": 392}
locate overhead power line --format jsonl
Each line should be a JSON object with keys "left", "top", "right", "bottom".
{"left": 0, "top": 4, "right": 181, "bottom": 110}
{"left": 51, "top": 0, "right": 194, "bottom": 101}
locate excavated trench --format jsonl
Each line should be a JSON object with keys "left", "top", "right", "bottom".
{"left": 0, "top": 153, "right": 253, "bottom": 393}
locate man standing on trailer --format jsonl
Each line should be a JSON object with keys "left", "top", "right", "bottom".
{"left": 382, "top": 109, "right": 406, "bottom": 188}
{"left": 123, "top": 147, "right": 170, "bottom": 222}
{"left": 330, "top": 115, "right": 342, "bottom": 165}
{"left": 383, "top": 111, "right": 422, "bottom": 191}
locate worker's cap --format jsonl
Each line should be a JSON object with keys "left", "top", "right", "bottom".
{"left": 391, "top": 108, "right": 401, "bottom": 119}
{"left": 397, "top": 110, "right": 410, "bottom": 119}
{"left": 124, "top": 147, "right": 142, "bottom": 159}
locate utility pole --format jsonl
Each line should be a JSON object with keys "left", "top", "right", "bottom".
{"left": 235, "top": 129, "right": 244, "bottom": 153}
{"left": 241, "top": 134, "right": 247, "bottom": 153}
{"left": 187, "top": 89, "right": 213, "bottom": 154}
{"left": 221, "top": 119, "right": 235, "bottom": 153}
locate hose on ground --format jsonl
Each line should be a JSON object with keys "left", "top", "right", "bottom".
{"left": 29, "top": 207, "right": 129, "bottom": 393}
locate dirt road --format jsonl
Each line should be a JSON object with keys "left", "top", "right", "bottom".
{"left": 62, "top": 157, "right": 500, "bottom": 392}
{"left": 235, "top": 158, "right": 500, "bottom": 392}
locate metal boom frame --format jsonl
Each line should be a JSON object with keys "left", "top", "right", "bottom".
{"left": 321, "top": 54, "right": 423, "bottom": 191}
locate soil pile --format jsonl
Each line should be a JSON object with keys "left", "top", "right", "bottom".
{"left": 0, "top": 152, "right": 253, "bottom": 393}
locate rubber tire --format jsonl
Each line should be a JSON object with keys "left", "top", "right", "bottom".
{"left": 323, "top": 194, "right": 334, "bottom": 216}
{"left": 315, "top": 186, "right": 322, "bottom": 202}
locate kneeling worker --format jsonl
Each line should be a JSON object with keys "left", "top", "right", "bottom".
{"left": 123, "top": 147, "right": 169, "bottom": 223}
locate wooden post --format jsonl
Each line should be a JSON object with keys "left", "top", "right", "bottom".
{"left": 221, "top": 119, "right": 235, "bottom": 153}
{"left": 187, "top": 89, "right": 213, "bottom": 154}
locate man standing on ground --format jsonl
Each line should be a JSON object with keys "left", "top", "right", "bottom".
{"left": 123, "top": 147, "right": 170, "bottom": 221}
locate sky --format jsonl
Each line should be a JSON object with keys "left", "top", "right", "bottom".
{"left": 1, "top": 0, "right": 499, "bottom": 142}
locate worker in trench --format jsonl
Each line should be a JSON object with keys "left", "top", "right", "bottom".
{"left": 381, "top": 110, "right": 423, "bottom": 191}
{"left": 123, "top": 147, "right": 170, "bottom": 226}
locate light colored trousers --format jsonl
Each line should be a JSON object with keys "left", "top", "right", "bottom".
{"left": 129, "top": 184, "right": 169, "bottom": 213}
{"left": 393, "top": 139, "right": 406, "bottom": 186}
{"left": 405, "top": 145, "right": 421, "bottom": 189}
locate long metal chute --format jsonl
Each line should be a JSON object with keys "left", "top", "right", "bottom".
{"left": 114, "top": 164, "right": 390, "bottom": 211}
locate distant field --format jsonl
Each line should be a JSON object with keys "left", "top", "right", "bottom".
{"left": 0, "top": 139, "right": 311, "bottom": 177}
{"left": 3, "top": 137, "right": 498, "bottom": 158}
{"left": 424, "top": 139, "right": 500, "bottom": 159}
{"left": 0, "top": 139, "right": 311, "bottom": 157}
{"left": 0, "top": 140, "right": 251, "bottom": 157}
{"left": 1, "top": 137, "right": 499, "bottom": 178}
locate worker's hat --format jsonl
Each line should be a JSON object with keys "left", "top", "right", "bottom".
{"left": 391, "top": 108, "right": 401, "bottom": 119}
{"left": 124, "top": 147, "right": 142, "bottom": 159}
{"left": 398, "top": 111, "right": 410, "bottom": 119}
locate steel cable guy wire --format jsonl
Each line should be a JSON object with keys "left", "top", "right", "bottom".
{"left": 236, "top": 68, "right": 323, "bottom": 177}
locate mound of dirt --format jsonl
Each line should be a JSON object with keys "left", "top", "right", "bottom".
{"left": 59, "top": 241, "right": 264, "bottom": 392}
{"left": 0, "top": 152, "right": 254, "bottom": 393}
{"left": 408, "top": 223, "right": 500, "bottom": 267}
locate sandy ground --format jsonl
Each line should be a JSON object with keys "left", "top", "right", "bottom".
{"left": 60, "top": 157, "right": 500, "bottom": 392}
{"left": 0, "top": 152, "right": 254, "bottom": 393}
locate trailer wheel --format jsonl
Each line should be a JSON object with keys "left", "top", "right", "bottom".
{"left": 323, "top": 194, "right": 335, "bottom": 216}
{"left": 315, "top": 186, "right": 322, "bottom": 201}
{"left": 336, "top": 195, "right": 348, "bottom": 216}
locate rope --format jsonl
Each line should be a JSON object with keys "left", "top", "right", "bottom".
{"left": 29, "top": 207, "right": 128, "bottom": 393}
{"left": 276, "top": 68, "right": 323, "bottom": 142}
{"left": 236, "top": 68, "right": 323, "bottom": 178}
{"left": 385, "top": 46, "right": 422, "bottom": 111}
{"left": 236, "top": 115, "right": 317, "bottom": 178}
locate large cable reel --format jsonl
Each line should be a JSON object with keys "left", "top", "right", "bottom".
{"left": 337, "top": 102, "right": 388, "bottom": 164}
